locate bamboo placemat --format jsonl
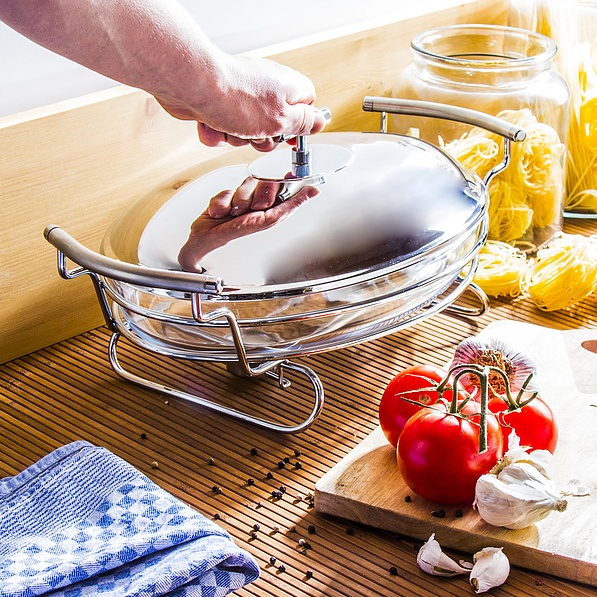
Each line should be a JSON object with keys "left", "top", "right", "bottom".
{"left": 2, "top": 220, "right": 597, "bottom": 596}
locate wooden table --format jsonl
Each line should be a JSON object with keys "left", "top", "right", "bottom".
{"left": 2, "top": 217, "right": 596, "bottom": 597}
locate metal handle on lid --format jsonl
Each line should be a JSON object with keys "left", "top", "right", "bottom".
{"left": 362, "top": 97, "right": 526, "bottom": 142}
{"left": 272, "top": 107, "right": 332, "bottom": 178}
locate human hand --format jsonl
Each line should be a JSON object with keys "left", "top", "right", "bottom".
{"left": 155, "top": 54, "right": 328, "bottom": 152}
{"left": 178, "top": 177, "right": 319, "bottom": 272}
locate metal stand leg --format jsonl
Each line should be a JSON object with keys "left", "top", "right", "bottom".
{"left": 107, "top": 331, "right": 325, "bottom": 434}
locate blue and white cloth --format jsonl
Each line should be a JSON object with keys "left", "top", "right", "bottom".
{"left": 0, "top": 441, "right": 259, "bottom": 597}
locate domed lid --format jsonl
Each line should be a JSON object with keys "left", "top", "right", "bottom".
{"left": 102, "top": 131, "right": 486, "bottom": 295}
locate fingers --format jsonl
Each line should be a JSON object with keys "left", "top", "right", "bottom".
{"left": 206, "top": 178, "right": 259, "bottom": 218}
{"left": 206, "top": 178, "right": 319, "bottom": 221}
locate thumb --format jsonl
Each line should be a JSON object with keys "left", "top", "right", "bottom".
{"left": 287, "top": 105, "right": 329, "bottom": 137}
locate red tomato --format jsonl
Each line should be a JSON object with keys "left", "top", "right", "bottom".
{"left": 488, "top": 396, "right": 558, "bottom": 453}
{"left": 397, "top": 402, "right": 504, "bottom": 505}
{"left": 379, "top": 365, "right": 463, "bottom": 447}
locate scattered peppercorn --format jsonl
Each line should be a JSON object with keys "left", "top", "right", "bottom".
{"left": 305, "top": 570, "right": 313, "bottom": 579}
{"left": 272, "top": 525, "right": 280, "bottom": 533}
{"left": 346, "top": 527, "right": 354, "bottom": 535}
{"left": 294, "top": 449, "right": 302, "bottom": 457}
{"left": 308, "top": 500, "right": 314, "bottom": 509}
{"left": 212, "top": 485, "right": 218, "bottom": 493}
{"left": 279, "top": 485, "right": 286, "bottom": 494}
{"left": 250, "top": 447, "right": 258, "bottom": 456}
{"left": 284, "top": 457, "right": 290, "bottom": 464}
{"left": 250, "top": 531, "right": 258, "bottom": 539}
{"left": 213, "top": 513, "right": 221, "bottom": 520}
{"left": 256, "top": 501, "right": 263, "bottom": 509}
{"left": 247, "top": 478, "right": 255, "bottom": 486}
{"left": 431, "top": 509, "right": 446, "bottom": 518}
{"left": 389, "top": 566, "right": 398, "bottom": 576}
{"left": 454, "top": 509, "right": 463, "bottom": 518}
{"left": 294, "top": 461, "right": 302, "bottom": 470}
{"left": 269, "top": 556, "right": 277, "bottom": 565}
{"left": 535, "top": 580, "right": 544, "bottom": 586}
{"left": 272, "top": 490, "right": 282, "bottom": 499}
{"left": 278, "top": 564, "right": 286, "bottom": 573}
{"left": 266, "top": 471, "right": 274, "bottom": 480}
{"left": 277, "top": 461, "right": 286, "bottom": 469}
{"left": 404, "top": 495, "right": 412, "bottom": 503}
{"left": 208, "top": 457, "right": 215, "bottom": 465}
{"left": 151, "top": 461, "right": 159, "bottom": 469}
{"left": 307, "top": 525, "right": 316, "bottom": 534}
{"left": 253, "top": 523, "right": 260, "bottom": 531}
{"left": 140, "top": 433, "right": 147, "bottom": 440}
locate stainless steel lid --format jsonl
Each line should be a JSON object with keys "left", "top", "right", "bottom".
{"left": 103, "top": 131, "right": 485, "bottom": 295}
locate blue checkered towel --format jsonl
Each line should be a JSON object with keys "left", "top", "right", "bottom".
{"left": 0, "top": 441, "right": 259, "bottom": 597}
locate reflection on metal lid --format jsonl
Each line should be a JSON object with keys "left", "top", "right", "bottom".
{"left": 134, "top": 132, "right": 482, "bottom": 290}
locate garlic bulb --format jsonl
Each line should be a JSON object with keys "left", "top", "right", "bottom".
{"left": 416, "top": 534, "right": 472, "bottom": 577}
{"left": 474, "top": 436, "right": 567, "bottom": 529}
{"left": 450, "top": 335, "right": 537, "bottom": 397}
{"left": 469, "top": 547, "right": 510, "bottom": 593}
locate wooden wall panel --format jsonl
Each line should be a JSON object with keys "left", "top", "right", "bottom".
{"left": 0, "top": 0, "right": 507, "bottom": 364}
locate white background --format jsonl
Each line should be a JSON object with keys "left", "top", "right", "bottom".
{"left": 0, "top": 1, "right": 466, "bottom": 117}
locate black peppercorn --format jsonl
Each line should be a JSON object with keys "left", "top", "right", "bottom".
{"left": 269, "top": 556, "right": 277, "bottom": 565}
{"left": 294, "top": 461, "right": 302, "bottom": 470}
{"left": 140, "top": 432, "right": 147, "bottom": 440}
{"left": 278, "top": 564, "right": 286, "bottom": 573}
{"left": 277, "top": 461, "right": 285, "bottom": 469}
{"left": 389, "top": 566, "right": 398, "bottom": 576}
{"left": 284, "top": 457, "right": 290, "bottom": 464}
{"left": 404, "top": 495, "right": 412, "bottom": 503}
{"left": 212, "top": 485, "right": 218, "bottom": 493}
{"left": 346, "top": 527, "right": 354, "bottom": 535}
{"left": 431, "top": 509, "right": 446, "bottom": 518}
{"left": 454, "top": 509, "right": 463, "bottom": 518}
{"left": 279, "top": 485, "right": 286, "bottom": 493}
{"left": 266, "top": 471, "right": 274, "bottom": 479}
{"left": 213, "top": 513, "right": 220, "bottom": 520}
{"left": 253, "top": 523, "right": 260, "bottom": 531}
{"left": 307, "top": 525, "right": 316, "bottom": 534}
{"left": 294, "top": 449, "right": 302, "bottom": 457}
{"left": 250, "top": 531, "right": 258, "bottom": 539}
{"left": 250, "top": 447, "right": 258, "bottom": 456}
{"left": 247, "top": 478, "right": 255, "bottom": 486}
{"left": 208, "top": 457, "right": 215, "bottom": 465}
{"left": 305, "top": 570, "right": 313, "bottom": 579}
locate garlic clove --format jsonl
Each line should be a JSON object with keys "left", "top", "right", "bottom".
{"left": 469, "top": 547, "right": 510, "bottom": 594}
{"left": 416, "top": 534, "right": 472, "bottom": 577}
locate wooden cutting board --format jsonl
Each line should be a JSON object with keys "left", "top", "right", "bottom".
{"left": 315, "top": 320, "right": 597, "bottom": 586}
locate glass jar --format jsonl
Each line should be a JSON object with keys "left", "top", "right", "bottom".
{"left": 511, "top": 0, "right": 597, "bottom": 218}
{"left": 393, "top": 24, "right": 570, "bottom": 251}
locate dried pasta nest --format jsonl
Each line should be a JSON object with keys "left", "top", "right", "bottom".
{"left": 473, "top": 234, "right": 597, "bottom": 311}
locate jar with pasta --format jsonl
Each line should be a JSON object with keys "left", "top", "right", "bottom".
{"left": 510, "top": 0, "right": 597, "bottom": 218}
{"left": 394, "top": 24, "right": 570, "bottom": 252}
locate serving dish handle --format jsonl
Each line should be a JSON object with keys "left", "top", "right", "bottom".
{"left": 44, "top": 224, "right": 325, "bottom": 433}
{"left": 362, "top": 96, "right": 526, "bottom": 186}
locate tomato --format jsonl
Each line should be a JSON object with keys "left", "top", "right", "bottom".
{"left": 488, "top": 395, "right": 558, "bottom": 453}
{"left": 379, "top": 365, "right": 464, "bottom": 447}
{"left": 397, "top": 401, "right": 504, "bottom": 505}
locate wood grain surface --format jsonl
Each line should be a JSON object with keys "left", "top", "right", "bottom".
{"left": 0, "top": 0, "right": 507, "bottom": 364}
{"left": 316, "top": 321, "right": 597, "bottom": 586}
{"left": 2, "top": 273, "right": 597, "bottom": 596}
